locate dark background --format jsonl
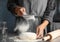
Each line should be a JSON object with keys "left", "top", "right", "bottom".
{"left": 0, "top": 0, "right": 16, "bottom": 33}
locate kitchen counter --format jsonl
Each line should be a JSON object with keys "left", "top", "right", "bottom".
{"left": 0, "top": 33, "right": 60, "bottom": 42}
{"left": 8, "top": 36, "right": 60, "bottom": 42}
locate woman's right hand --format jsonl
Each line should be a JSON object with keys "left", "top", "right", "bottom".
{"left": 15, "top": 7, "right": 26, "bottom": 16}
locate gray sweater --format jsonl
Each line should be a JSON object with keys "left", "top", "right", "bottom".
{"left": 7, "top": 0, "right": 56, "bottom": 23}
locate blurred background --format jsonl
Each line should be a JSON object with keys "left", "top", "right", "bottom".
{"left": 0, "top": 0, "right": 16, "bottom": 33}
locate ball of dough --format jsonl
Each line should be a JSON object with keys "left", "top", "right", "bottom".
{"left": 19, "top": 32, "right": 37, "bottom": 40}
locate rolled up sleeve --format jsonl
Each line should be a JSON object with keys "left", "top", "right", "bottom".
{"left": 43, "top": 0, "right": 56, "bottom": 23}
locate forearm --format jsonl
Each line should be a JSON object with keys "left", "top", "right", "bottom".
{"left": 41, "top": 20, "right": 49, "bottom": 30}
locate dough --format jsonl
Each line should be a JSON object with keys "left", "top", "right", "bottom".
{"left": 19, "top": 32, "right": 37, "bottom": 40}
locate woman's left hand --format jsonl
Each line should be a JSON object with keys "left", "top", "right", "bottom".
{"left": 36, "top": 20, "right": 49, "bottom": 39}
{"left": 36, "top": 24, "right": 44, "bottom": 39}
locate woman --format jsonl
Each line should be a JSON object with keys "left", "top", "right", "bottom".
{"left": 7, "top": 0, "right": 56, "bottom": 38}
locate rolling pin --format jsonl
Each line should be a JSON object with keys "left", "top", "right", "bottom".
{"left": 43, "top": 29, "right": 60, "bottom": 41}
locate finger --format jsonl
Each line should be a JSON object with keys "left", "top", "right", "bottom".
{"left": 37, "top": 28, "right": 43, "bottom": 38}
{"left": 39, "top": 34, "right": 43, "bottom": 38}
{"left": 41, "top": 32, "right": 44, "bottom": 38}
{"left": 37, "top": 31, "right": 41, "bottom": 38}
{"left": 23, "top": 8, "right": 26, "bottom": 12}
{"left": 36, "top": 28, "right": 41, "bottom": 38}
{"left": 17, "top": 11, "right": 23, "bottom": 16}
{"left": 20, "top": 8, "right": 23, "bottom": 13}
{"left": 37, "top": 33, "right": 43, "bottom": 39}
{"left": 20, "top": 8, "right": 26, "bottom": 14}
{"left": 37, "top": 35, "right": 41, "bottom": 39}
{"left": 39, "top": 31, "right": 44, "bottom": 39}
{"left": 36, "top": 27, "right": 39, "bottom": 35}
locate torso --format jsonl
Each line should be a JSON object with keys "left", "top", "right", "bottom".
{"left": 23, "top": 0, "right": 48, "bottom": 16}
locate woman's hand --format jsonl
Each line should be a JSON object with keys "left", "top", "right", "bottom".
{"left": 15, "top": 7, "right": 26, "bottom": 16}
{"left": 36, "top": 20, "right": 49, "bottom": 39}
{"left": 36, "top": 24, "right": 44, "bottom": 39}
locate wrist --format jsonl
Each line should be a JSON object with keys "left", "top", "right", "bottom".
{"left": 42, "top": 20, "right": 49, "bottom": 26}
{"left": 41, "top": 20, "right": 49, "bottom": 29}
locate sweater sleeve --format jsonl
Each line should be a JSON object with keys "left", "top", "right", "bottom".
{"left": 43, "top": 0, "right": 56, "bottom": 23}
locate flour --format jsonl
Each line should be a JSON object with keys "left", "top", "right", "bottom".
{"left": 19, "top": 32, "right": 37, "bottom": 40}
{"left": 14, "top": 20, "right": 30, "bottom": 33}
